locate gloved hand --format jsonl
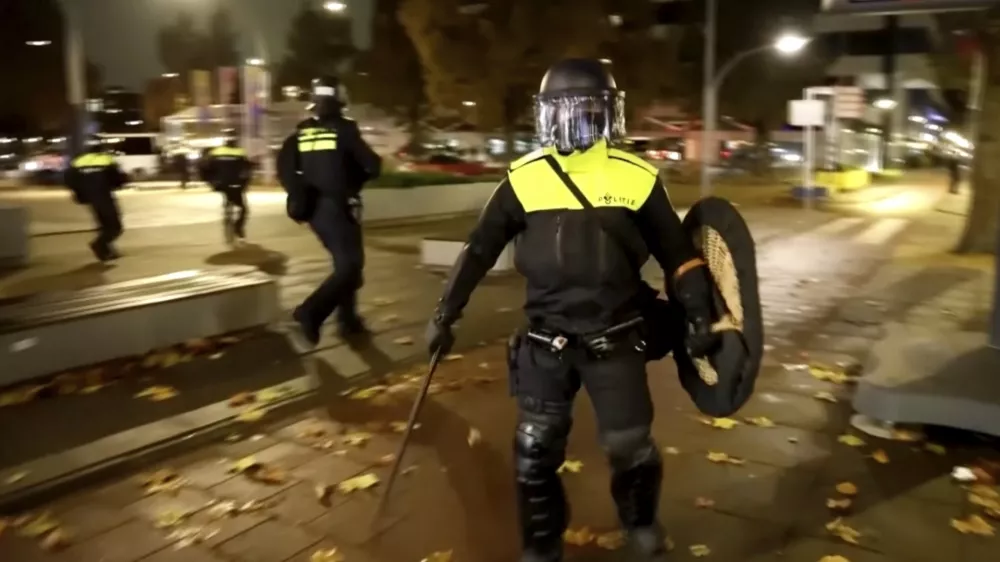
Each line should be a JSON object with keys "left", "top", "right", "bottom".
{"left": 685, "top": 315, "right": 720, "bottom": 358}
{"left": 424, "top": 313, "right": 455, "bottom": 358}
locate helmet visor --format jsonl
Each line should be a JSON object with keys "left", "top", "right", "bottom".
{"left": 533, "top": 92, "right": 625, "bottom": 152}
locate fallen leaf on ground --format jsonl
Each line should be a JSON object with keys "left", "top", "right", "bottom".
{"left": 813, "top": 391, "right": 838, "bottom": 403}
{"left": 478, "top": 362, "right": 490, "bottom": 369}
{"left": 702, "top": 417, "right": 739, "bottom": 430}
{"left": 971, "top": 466, "right": 997, "bottom": 486}
{"left": 39, "top": 528, "right": 71, "bottom": 551}
{"left": 788, "top": 437, "right": 800, "bottom": 444}
{"left": 819, "top": 556, "right": 851, "bottom": 562}
{"left": 745, "top": 416, "right": 775, "bottom": 428}
{"left": 228, "top": 392, "right": 255, "bottom": 407}
{"left": 393, "top": 336, "right": 414, "bottom": 345}
{"left": 19, "top": 513, "right": 59, "bottom": 538}
{"left": 11, "top": 514, "right": 32, "bottom": 528}
{"left": 390, "top": 421, "right": 414, "bottom": 433}
{"left": 315, "top": 484, "right": 333, "bottom": 505}
{"left": 350, "top": 386, "right": 387, "bottom": 400}
{"left": 3, "top": 471, "right": 27, "bottom": 485}
{"left": 372, "top": 297, "right": 396, "bottom": 307}
{"left": 827, "top": 498, "right": 853, "bottom": 512}
{"left": 557, "top": 460, "right": 583, "bottom": 474}
{"left": 706, "top": 452, "right": 745, "bottom": 465}
{"left": 343, "top": 432, "right": 372, "bottom": 447}
{"left": 310, "top": 548, "right": 346, "bottom": 562}
{"left": 154, "top": 510, "right": 188, "bottom": 529}
{"left": 826, "top": 518, "right": 862, "bottom": 544}
{"left": 336, "top": 473, "right": 380, "bottom": 494}
{"left": 871, "top": 450, "right": 890, "bottom": 464}
{"left": 380, "top": 314, "right": 400, "bottom": 323}
{"left": 837, "top": 434, "right": 866, "bottom": 447}
{"left": 230, "top": 456, "right": 261, "bottom": 474}
{"left": 925, "top": 443, "right": 947, "bottom": 455}
{"left": 402, "top": 465, "right": 419, "bottom": 476}
{"left": 139, "top": 469, "right": 184, "bottom": 495}
{"left": 376, "top": 454, "right": 396, "bottom": 466}
{"left": 835, "top": 482, "right": 858, "bottom": 496}
{"left": 563, "top": 527, "right": 595, "bottom": 546}
{"left": 663, "top": 446, "right": 680, "bottom": 455}
{"left": 443, "top": 354, "right": 464, "bottom": 361}
{"left": 596, "top": 530, "right": 625, "bottom": 550}
{"left": 890, "top": 428, "right": 922, "bottom": 442}
{"left": 420, "top": 550, "right": 454, "bottom": 562}
{"left": 951, "top": 514, "right": 995, "bottom": 536}
{"left": 695, "top": 497, "right": 715, "bottom": 508}
{"left": 809, "top": 365, "right": 851, "bottom": 384}
{"left": 248, "top": 465, "right": 287, "bottom": 485}
{"left": 689, "top": 544, "right": 712, "bottom": 557}
{"left": 236, "top": 408, "right": 265, "bottom": 423}
{"left": 0, "top": 519, "right": 7, "bottom": 537}
{"left": 467, "top": 427, "right": 482, "bottom": 446}
{"left": 134, "top": 385, "right": 178, "bottom": 402}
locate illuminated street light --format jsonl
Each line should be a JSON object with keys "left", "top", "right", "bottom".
{"left": 462, "top": 100, "right": 476, "bottom": 107}
{"left": 25, "top": 40, "right": 52, "bottom": 47}
{"left": 701, "top": 30, "right": 810, "bottom": 194}
{"left": 599, "top": 58, "right": 612, "bottom": 64}
{"left": 909, "top": 115, "right": 927, "bottom": 123}
{"left": 774, "top": 33, "right": 810, "bottom": 54}
{"left": 246, "top": 58, "right": 264, "bottom": 66}
{"left": 323, "top": 1, "right": 347, "bottom": 12}
{"left": 162, "top": 73, "right": 179, "bottom": 78}
{"left": 873, "top": 98, "right": 897, "bottom": 110}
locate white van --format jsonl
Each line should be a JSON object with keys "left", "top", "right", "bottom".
{"left": 98, "top": 133, "right": 161, "bottom": 179}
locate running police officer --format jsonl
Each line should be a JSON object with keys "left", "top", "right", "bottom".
{"left": 65, "top": 135, "right": 128, "bottom": 262}
{"left": 277, "top": 76, "right": 382, "bottom": 345}
{"left": 424, "top": 59, "right": 720, "bottom": 561}
{"left": 202, "top": 129, "right": 253, "bottom": 244}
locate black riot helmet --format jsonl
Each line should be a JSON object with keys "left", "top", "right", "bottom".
{"left": 221, "top": 128, "right": 238, "bottom": 148}
{"left": 310, "top": 75, "right": 348, "bottom": 120}
{"left": 534, "top": 59, "right": 626, "bottom": 153}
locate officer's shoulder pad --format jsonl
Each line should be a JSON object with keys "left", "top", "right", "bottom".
{"left": 607, "top": 148, "right": 658, "bottom": 176}
{"left": 296, "top": 118, "right": 318, "bottom": 129}
{"left": 509, "top": 148, "right": 548, "bottom": 171}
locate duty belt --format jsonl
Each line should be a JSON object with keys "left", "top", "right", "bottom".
{"left": 526, "top": 316, "right": 645, "bottom": 357}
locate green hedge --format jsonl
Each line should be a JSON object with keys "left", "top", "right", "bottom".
{"left": 369, "top": 171, "right": 503, "bottom": 188}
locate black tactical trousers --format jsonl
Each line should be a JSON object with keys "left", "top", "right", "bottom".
{"left": 88, "top": 191, "right": 123, "bottom": 259}
{"left": 510, "top": 335, "right": 664, "bottom": 560}
{"left": 221, "top": 187, "right": 248, "bottom": 239}
{"left": 298, "top": 196, "right": 364, "bottom": 329}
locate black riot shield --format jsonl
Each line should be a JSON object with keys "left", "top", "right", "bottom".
{"left": 668, "top": 196, "right": 763, "bottom": 418}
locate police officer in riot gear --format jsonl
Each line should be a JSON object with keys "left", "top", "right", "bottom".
{"left": 277, "top": 75, "right": 382, "bottom": 345}
{"left": 202, "top": 129, "right": 253, "bottom": 244}
{"left": 424, "top": 59, "right": 720, "bottom": 561}
{"left": 65, "top": 135, "right": 128, "bottom": 262}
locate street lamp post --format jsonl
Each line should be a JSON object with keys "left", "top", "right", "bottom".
{"left": 700, "top": 31, "right": 810, "bottom": 196}
{"left": 64, "top": 0, "right": 87, "bottom": 156}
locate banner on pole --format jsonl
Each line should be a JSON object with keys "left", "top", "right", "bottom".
{"left": 243, "top": 65, "right": 266, "bottom": 138}
{"left": 191, "top": 70, "right": 211, "bottom": 123}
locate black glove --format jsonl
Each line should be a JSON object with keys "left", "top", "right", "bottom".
{"left": 673, "top": 264, "right": 720, "bottom": 358}
{"left": 685, "top": 314, "right": 720, "bottom": 358}
{"left": 424, "top": 312, "right": 455, "bottom": 358}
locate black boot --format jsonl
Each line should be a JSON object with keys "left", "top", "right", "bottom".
{"left": 609, "top": 442, "right": 669, "bottom": 560}
{"left": 515, "top": 413, "right": 571, "bottom": 562}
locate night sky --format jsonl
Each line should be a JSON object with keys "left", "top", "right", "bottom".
{"left": 61, "top": 0, "right": 373, "bottom": 90}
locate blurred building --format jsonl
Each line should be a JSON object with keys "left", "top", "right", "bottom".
{"left": 92, "top": 86, "right": 148, "bottom": 134}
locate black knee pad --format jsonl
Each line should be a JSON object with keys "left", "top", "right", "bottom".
{"left": 514, "top": 412, "right": 571, "bottom": 476}
{"left": 600, "top": 426, "right": 660, "bottom": 471}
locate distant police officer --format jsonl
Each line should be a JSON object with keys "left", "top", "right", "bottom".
{"left": 65, "top": 135, "right": 128, "bottom": 262}
{"left": 424, "top": 59, "right": 720, "bottom": 561}
{"left": 202, "top": 129, "right": 253, "bottom": 244}
{"left": 277, "top": 76, "right": 382, "bottom": 345}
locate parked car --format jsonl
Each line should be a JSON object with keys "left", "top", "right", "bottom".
{"left": 19, "top": 150, "right": 67, "bottom": 185}
{"left": 397, "top": 153, "right": 495, "bottom": 176}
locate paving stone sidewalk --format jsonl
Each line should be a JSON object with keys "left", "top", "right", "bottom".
{"left": 6, "top": 198, "right": 999, "bottom": 561}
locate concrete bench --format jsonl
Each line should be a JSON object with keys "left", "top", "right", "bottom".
{"left": 0, "top": 205, "right": 29, "bottom": 268}
{"left": 853, "top": 323, "right": 1000, "bottom": 438}
{"left": 420, "top": 238, "right": 516, "bottom": 273}
{"left": 0, "top": 266, "right": 280, "bottom": 386}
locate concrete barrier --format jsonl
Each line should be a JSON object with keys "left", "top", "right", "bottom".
{"left": 420, "top": 238, "right": 516, "bottom": 273}
{"left": 0, "top": 266, "right": 279, "bottom": 385}
{"left": 363, "top": 182, "right": 497, "bottom": 223}
{"left": 0, "top": 205, "right": 29, "bottom": 268}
